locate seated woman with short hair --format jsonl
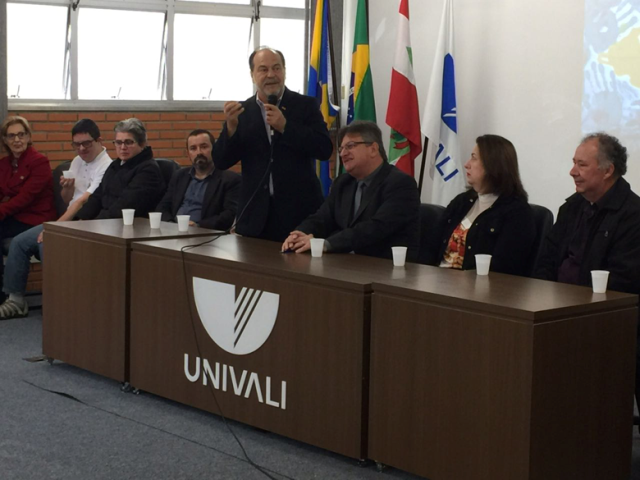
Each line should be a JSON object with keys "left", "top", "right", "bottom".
{"left": 437, "top": 134, "right": 535, "bottom": 276}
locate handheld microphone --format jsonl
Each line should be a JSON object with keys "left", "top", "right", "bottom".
{"left": 229, "top": 94, "right": 280, "bottom": 234}
{"left": 267, "top": 94, "right": 278, "bottom": 137}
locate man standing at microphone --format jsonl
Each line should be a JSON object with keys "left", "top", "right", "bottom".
{"left": 213, "top": 47, "right": 333, "bottom": 242}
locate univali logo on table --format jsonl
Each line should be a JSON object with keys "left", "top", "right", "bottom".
{"left": 192, "top": 277, "right": 279, "bottom": 355}
{"left": 186, "top": 277, "right": 286, "bottom": 410}
{"left": 184, "top": 354, "right": 287, "bottom": 410}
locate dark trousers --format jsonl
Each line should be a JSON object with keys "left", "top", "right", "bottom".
{"left": 257, "top": 197, "right": 291, "bottom": 243}
{"left": 636, "top": 322, "right": 640, "bottom": 419}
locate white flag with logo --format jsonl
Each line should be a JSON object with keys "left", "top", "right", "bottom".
{"left": 421, "top": 0, "right": 465, "bottom": 206}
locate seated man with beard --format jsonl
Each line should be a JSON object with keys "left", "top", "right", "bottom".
{"left": 156, "top": 129, "right": 240, "bottom": 230}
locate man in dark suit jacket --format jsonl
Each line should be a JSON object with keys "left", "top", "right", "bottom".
{"left": 213, "top": 47, "right": 333, "bottom": 242}
{"left": 282, "top": 121, "right": 420, "bottom": 261}
{"left": 534, "top": 132, "right": 640, "bottom": 418}
{"left": 156, "top": 129, "right": 240, "bottom": 230}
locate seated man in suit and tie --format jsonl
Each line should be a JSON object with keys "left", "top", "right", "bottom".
{"left": 282, "top": 121, "right": 420, "bottom": 261}
{"left": 156, "top": 129, "right": 240, "bottom": 230}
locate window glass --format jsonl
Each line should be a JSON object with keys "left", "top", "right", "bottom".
{"left": 7, "top": 4, "right": 68, "bottom": 99}
{"left": 174, "top": 14, "right": 253, "bottom": 100}
{"left": 262, "top": 0, "right": 305, "bottom": 7}
{"left": 260, "top": 18, "right": 305, "bottom": 94}
{"left": 181, "top": 0, "right": 249, "bottom": 3}
{"left": 6, "top": 1, "right": 308, "bottom": 103}
{"left": 78, "top": 8, "right": 165, "bottom": 100}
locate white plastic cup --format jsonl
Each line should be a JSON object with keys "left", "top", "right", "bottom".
{"left": 475, "top": 254, "right": 492, "bottom": 276}
{"left": 591, "top": 270, "right": 610, "bottom": 294}
{"left": 310, "top": 238, "right": 325, "bottom": 258}
{"left": 391, "top": 246, "right": 407, "bottom": 267}
{"left": 177, "top": 215, "right": 190, "bottom": 232}
{"left": 122, "top": 209, "right": 135, "bottom": 226}
{"left": 149, "top": 212, "right": 161, "bottom": 229}
{"left": 62, "top": 170, "right": 75, "bottom": 179}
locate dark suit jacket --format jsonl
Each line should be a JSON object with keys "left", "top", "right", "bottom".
{"left": 296, "top": 162, "right": 420, "bottom": 261}
{"left": 156, "top": 167, "right": 240, "bottom": 231}
{"left": 535, "top": 177, "right": 640, "bottom": 294}
{"left": 213, "top": 88, "right": 333, "bottom": 239}
{"left": 437, "top": 190, "right": 536, "bottom": 276}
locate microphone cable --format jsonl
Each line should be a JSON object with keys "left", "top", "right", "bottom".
{"left": 175, "top": 96, "right": 293, "bottom": 479}
{"left": 179, "top": 242, "right": 288, "bottom": 480}
{"left": 179, "top": 92, "right": 279, "bottom": 250}
{"left": 227, "top": 93, "right": 279, "bottom": 236}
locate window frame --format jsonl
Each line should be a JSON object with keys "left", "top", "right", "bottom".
{"left": 8, "top": 0, "right": 310, "bottom": 111}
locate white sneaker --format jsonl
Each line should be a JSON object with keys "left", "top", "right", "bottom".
{"left": 0, "top": 298, "right": 28, "bottom": 320}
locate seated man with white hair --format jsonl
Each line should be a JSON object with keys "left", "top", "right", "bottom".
{"left": 76, "top": 118, "right": 165, "bottom": 220}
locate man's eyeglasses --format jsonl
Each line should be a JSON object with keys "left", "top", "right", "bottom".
{"left": 5, "top": 132, "right": 28, "bottom": 141}
{"left": 113, "top": 139, "right": 137, "bottom": 147}
{"left": 338, "top": 141, "right": 370, "bottom": 155}
{"left": 71, "top": 139, "right": 95, "bottom": 150}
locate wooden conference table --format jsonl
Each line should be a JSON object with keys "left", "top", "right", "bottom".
{"left": 43, "top": 225, "right": 637, "bottom": 478}
{"left": 128, "top": 234, "right": 395, "bottom": 460}
{"left": 368, "top": 265, "right": 637, "bottom": 480}
{"left": 42, "top": 218, "right": 216, "bottom": 383}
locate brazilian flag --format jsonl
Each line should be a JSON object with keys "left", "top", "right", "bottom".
{"left": 342, "top": 0, "right": 376, "bottom": 174}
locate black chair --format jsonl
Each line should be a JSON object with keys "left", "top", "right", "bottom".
{"left": 52, "top": 160, "right": 72, "bottom": 218}
{"left": 155, "top": 158, "right": 179, "bottom": 190}
{"left": 527, "top": 204, "right": 554, "bottom": 276}
{"left": 417, "top": 203, "right": 446, "bottom": 266}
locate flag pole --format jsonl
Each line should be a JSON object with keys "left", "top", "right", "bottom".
{"left": 326, "top": 0, "right": 340, "bottom": 133}
{"left": 418, "top": 136, "right": 429, "bottom": 194}
{"left": 325, "top": 0, "right": 341, "bottom": 181}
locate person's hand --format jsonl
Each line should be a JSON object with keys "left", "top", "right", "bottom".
{"left": 189, "top": 220, "right": 196, "bottom": 226}
{"left": 282, "top": 230, "right": 313, "bottom": 253}
{"left": 264, "top": 104, "right": 286, "bottom": 133}
{"left": 223, "top": 101, "right": 244, "bottom": 137}
{"left": 37, "top": 231, "right": 44, "bottom": 243}
{"left": 60, "top": 177, "right": 75, "bottom": 189}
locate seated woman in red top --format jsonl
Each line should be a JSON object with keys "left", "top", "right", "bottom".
{"left": 436, "top": 134, "right": 536, "bottom": 276}
{"left": 0, "top": 116, "right": 56, "bottom": 296}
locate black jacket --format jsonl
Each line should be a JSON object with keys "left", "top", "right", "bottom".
{"left": 77, "top": 146, "right": 165, "bottom": 220}
{"left": 437, "top": 190, "right": 536, "bottom": 276}
{"left": 535, "top": 177, "right": 640, "bottom": 294}
{"left": 213, "top": 88, "right": 333, "bottom": 239}
{"left": 156, "top": 167, "right": 240, "bottom": 230}
{"left": 296, "top": 162, "right": 420, "bottom": 261}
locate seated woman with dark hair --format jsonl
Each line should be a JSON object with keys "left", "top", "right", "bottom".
{"left": 437, "top": 134, "right": 535, "bottom": 276}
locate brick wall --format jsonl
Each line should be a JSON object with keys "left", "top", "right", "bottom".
{"left": 9, "top": 109, "right": 336, "bottom": 177}
{"left": 8, "top": 111, "right": 233, "bottom": 170}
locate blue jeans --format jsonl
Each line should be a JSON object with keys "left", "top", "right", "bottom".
{"left": 3, "top": 224, "right": 43, "bottom": 295}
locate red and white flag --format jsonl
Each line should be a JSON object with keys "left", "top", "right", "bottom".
{"left": 386, "top": 0, "right": 422, "bottom": 176}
